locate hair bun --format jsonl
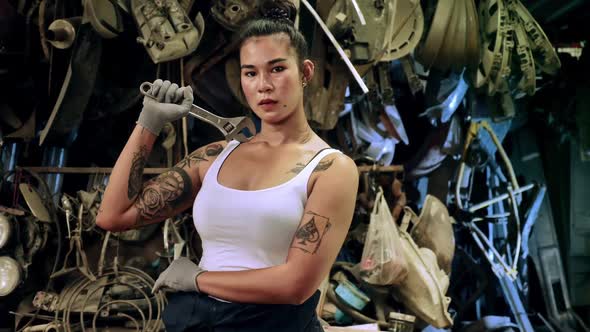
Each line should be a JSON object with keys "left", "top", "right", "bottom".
{"left": 259, "top": 0, "right": 296, "bottom": 25}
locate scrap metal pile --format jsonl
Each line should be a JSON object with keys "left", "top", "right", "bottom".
{"left": 1, "top": 0, "right": 587, "bottom": 331}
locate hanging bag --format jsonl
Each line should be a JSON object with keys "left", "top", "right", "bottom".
{"left": 359, "top": 187, "right": 408, "bottom": 285}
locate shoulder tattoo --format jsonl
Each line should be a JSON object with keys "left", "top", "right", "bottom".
{"left": 177, "top": 143, "right": 223, "bottom": 169}
{"left": 312, "top": 158, "right": 335, "bottom": 173}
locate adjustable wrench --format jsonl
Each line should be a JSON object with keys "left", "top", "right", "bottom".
{"left": 140, "top": 82, "right": 255, "bottom": 142}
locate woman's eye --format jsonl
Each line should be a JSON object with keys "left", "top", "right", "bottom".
{"left": 244, "top": 71, "right": 256, "bottom": 77}
{"left": 272, "top": 66, "right": 285, "bottom": 73}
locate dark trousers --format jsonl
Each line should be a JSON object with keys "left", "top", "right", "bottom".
{"left": 162, "top": 291, "right": 323, "bottom": 332}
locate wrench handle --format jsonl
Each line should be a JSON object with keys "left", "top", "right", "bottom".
{"left": 188, "top": 106, "right": 234, "bottom": 134}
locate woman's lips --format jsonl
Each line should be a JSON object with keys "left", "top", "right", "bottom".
{"left": 258, "top": 99, "right": 277, "bottom": 105}
{"left": 258, "top": 99, "right": 278, "bottom": 110}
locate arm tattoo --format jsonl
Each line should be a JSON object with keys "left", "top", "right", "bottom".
{"left": 289, "top": 162, "right": 307, "bottom": 174}
{"left": 288, "top": 156, "right": 335, "bottom": 175}
{"left": 313, "top": 158, "right": 334, "bottom": 172}
{"left": 291, "top": 211, "right": 332, "bottom": 254}
{"left": 134, "top": 167, "right": 192, "bottom": 225}
{"left": 177, "top": 143, "right": 223, "bottom": 169}
{"left": 128, "top": 145, "right": 148, "bottom": 200}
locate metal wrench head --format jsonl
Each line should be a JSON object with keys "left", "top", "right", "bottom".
{"left": 224, "top": 116, "right": 256, "bottom": 142}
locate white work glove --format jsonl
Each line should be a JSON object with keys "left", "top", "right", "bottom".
{"left": 152, "top": 257, "right": 207, "bottom": 293}
{"left": 137, "top": 79, "right": 194, "bottom": 136}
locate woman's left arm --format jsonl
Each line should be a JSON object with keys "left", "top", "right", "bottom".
{"left": 196, "top": 154, "right": 359, "bottom": 304}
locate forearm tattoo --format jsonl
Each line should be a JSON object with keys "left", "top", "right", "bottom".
{"left": 291, "top": 211, "right": 332, "bottom": 254}
{"left": 177, "top": 143, "right": 223, "bottom": 169}
{"left": 128, "top": 145, "right": 148, "bottom": 200}
{"left": 134, "top": 167, "right": 192, "bottom": 225}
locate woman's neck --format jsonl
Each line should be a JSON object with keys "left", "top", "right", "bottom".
{"left": 255, "top": 107, "right": 314, "bottom": 146}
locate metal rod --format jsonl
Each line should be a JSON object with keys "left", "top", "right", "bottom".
{"left": 349, "top": 0, "right": 366, "bottom": 25}
{"left": 301, "top": 0, "right": 369, "bottom": 93}
{"left": 468, "top": 183, "right": 535, "bottom": 213}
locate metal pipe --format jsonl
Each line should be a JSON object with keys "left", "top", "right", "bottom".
{"left": 468, "top": 183, "right": 535, "bottom": 213}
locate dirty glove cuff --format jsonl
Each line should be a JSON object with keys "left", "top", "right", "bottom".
{"left": 137, "top": 109, "right": 166, "bottom": 136}
{"left": 152, "top": 257, "right": 206, "bottom": 294}
{"left": 194, "top": 269, "right": 208, "bottom": 293}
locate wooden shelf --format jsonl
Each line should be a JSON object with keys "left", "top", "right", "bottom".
{"left": 17, "top": 166, "right": 169, "bottom": 175}
{"left": 357, "top": 165, "right": 404, "bottom": 173}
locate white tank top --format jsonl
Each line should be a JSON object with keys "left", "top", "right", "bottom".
{"left": 193, "top": 140, "right": 341, "bottom": 272}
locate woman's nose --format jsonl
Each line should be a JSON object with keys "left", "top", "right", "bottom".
{"left": 257, "top": 73, "right": 273, "bottom": 92}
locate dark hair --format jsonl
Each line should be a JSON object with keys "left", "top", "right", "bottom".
{"left": 236, "top": 0, "right": 308, "bottom": 70}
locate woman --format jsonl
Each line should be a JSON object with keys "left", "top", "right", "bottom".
{"left": 96, "top": 1, "right": 359, "bottom": 330}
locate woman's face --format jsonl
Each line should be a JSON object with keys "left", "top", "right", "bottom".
{"left": 240, "top": 33, "right": 308, "bottom": 124}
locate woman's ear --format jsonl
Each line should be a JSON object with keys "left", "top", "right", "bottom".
{"left": 302, "top": 59, "right": 315, "bottom": 83}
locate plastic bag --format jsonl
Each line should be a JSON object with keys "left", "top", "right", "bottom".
{"left": 359, "top": 187, "right": 408, "bottom": 285}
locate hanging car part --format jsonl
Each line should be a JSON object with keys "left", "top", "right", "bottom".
{"left": 325, "top": 0, "right": 396, "bottom": 64}
{"left": 380, "top": 0, "right": 424, "bottom": 62}
{"left": 415, "top": 0, "right": 453, "bottom": 70}
{"left": 507, "top": 0, "right": 561, "bottom": 75}
{"left": 0, "top": 256, "right": 22, "bottom": 296}
{"left": 420, "top": 71, "right": 469, "bottom": 125}
{"left": 301, "top": 0, "right": 368, "bottom": 94}
{"left": 140, "top": 81, "right": 255, "bottom": 142}
{"left": 131, "top": 0, "right": 205, "bottom": 63}
{"left": 19, "top": 183, "right": 51, "bottom": 223}
{"left": 511, "top": 20, "right": 536, "bottom": 96}
{"left": 83, "top": 0, "right": 124, "bottom": 39}
{"left": 39, "top": 23, "right": 103, "bottom": 146}
{"left": 464, "top": 0, "right": 481, "bottom": 70}
{"left": 0, "top": 213, "right": 13, "bottom": 249}
{"left": 210, "top": 0, "right": 258, "bottom": 31}
{"left": 473, "top": 0, "right": 512, "bottom": 95}
{"left": 58, "top": 266, "right": 165, "bottom": 332}
{"left": 455, "top": 121, "right": 519, "bottom": 210}
{"left": 46, "top": 17, "right": 82, "bottom": 49}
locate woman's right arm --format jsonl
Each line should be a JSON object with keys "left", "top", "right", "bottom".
{"left": 96, "top": 79, "right": 222, "bottom": 231}
{"left": 96, "top": 126, "right": 225, "bottom": 231}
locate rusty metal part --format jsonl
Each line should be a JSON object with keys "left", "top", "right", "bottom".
{"left": 33, "top": 291, "right": 60, "bottom": 312}
{"left": 301, "top": 0, "right": 369, "bottom": 94}
{"left": 0, "top": 214, "right": 12, "bottom": 249}
{"left": 508, "top": 0, "right": 560, "bottom": 75}
{"left": 19, "top": 184, "right": 51, "bottom": 223}
{"left": 59, "top": 267, "right": 165, "bottom": 332}
{"left": 474, "top": 0, "right": 510, "bottom": 93}
{"left": 210, "top": 0, "right": 258, "bottom": 31}
{"left": 464, "top": 0, "right": 480, "bottom": 70}
{"left": 0, "top": 256, "right": 22, "bottom": 296}
{"left": 131, "top": 0, "right": 205, "bottom": 63}
{"left": 381, "top": 0, "right": 424, "bottom": 62}
{"left": 512, "top": 20, "right": 536, "bottom": 96}
{"left": 83, "top": 0, "right": 124, "bottom": 39}
{"left": 46, "top": 17, "right": 82, "bottom": 50}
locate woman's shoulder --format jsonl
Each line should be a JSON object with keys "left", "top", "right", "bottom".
{"left": 177, "top": 140, "right": 228, "bottom": 170}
